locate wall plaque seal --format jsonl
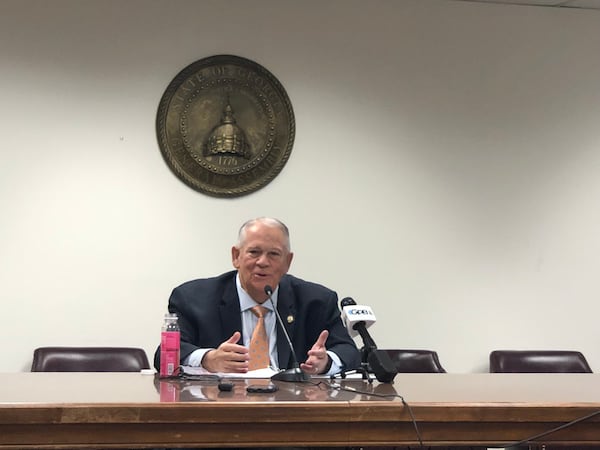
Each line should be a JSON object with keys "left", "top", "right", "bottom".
{"left": 156, "top": 55, "right": 295, "bottom": 197}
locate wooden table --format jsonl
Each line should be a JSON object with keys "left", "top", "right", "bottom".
{"left": 1, "top": 372, "right": 600, "bottom": 448}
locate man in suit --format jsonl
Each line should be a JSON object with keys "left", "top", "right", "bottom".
{"left": 154, "top": 217, "right": 360, "bottom": 375}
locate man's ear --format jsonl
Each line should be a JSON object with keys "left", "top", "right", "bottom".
{"left": 231, "top": 246, "right": 241, "bottom": 268}
{"left": 285, "top": 252, "right": 294, "bottom": 271}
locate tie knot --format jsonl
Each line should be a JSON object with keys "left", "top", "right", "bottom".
{"left": 251, "top": 305, "right": 268, "bottom": 318}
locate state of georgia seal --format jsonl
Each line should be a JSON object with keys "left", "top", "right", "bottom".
{"left": 156, "top": 55, "right": 295, "bottom": 197}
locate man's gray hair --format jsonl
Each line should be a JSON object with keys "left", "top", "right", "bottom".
{"left": 237, "top": 217, "right": 291, "bottom": 251}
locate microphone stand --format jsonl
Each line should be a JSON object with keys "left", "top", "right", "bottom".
{"left": 357, "top": 324, "right": 378, "bottom": 381}
{"left": 337, "top": 359, "right": 374, "bottom": 383}
{"left": 336, "top": 341, "right": 375, "bottom": 382}
{"left": 271, "top": 364, "right": 310, "bottom": 382}
{"left": 264, "top": 286, "right": 310, "bottom": 383}
{"left": 338, "top": 315, "right": 396, "bottom": 383}
{"left": 335, "top": 324, "right": 375, "bottom": 382}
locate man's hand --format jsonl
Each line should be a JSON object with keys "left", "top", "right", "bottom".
{"left": 201, "top": 331, "right": 249, "bottom": 373}
{"left": 300, "top": 330, "right": 331, "bottom": 374}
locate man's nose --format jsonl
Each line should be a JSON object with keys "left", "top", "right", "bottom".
{"left": 256, "top": 253, "right": 269, "bottom": 265}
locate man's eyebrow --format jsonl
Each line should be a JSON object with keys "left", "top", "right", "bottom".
{"left": 245, "top": 245, "right": 284, "bottom": 252}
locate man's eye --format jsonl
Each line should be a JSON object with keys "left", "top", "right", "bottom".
{"left": 248, "top": 250, "right": 261, "bottom": 256}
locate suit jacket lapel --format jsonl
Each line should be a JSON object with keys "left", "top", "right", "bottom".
{"left": 219, "top": 278, "right": 243, "bottom": 343}
{"left": 275, "top": 277, "right": 296, "bottom": 369}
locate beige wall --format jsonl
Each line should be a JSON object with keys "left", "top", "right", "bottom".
{"left": 1, "top": 0, "right": 600, "bottom": 373}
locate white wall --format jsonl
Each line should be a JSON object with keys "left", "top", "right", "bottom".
{"left": 1, "top": 0, "right": 599, "bottom": 373}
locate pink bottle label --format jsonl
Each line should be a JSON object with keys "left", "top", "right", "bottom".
{"left": 161, "top": 331, "right": 180, "bottom": 350}
{"left": 160, "top": 331, "right": 180, "bottom": 376}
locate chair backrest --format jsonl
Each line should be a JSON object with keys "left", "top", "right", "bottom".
{"left": 489, "top": 350, "right": 593, "bottom": 373}
{"left": 381, "top": 349, "right": 447, "bottom": 373}
{"left": 31, "top": 346, "right": 151, "bottom": 372}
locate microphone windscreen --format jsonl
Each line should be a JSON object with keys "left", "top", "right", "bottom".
{"left": 340, "top": 297, "right": 356, "bottom": 308}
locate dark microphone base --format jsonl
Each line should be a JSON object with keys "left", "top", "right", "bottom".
{"left": 271, "top": 367, "right": 311, "bottom": 382}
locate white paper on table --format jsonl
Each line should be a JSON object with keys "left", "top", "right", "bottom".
{"left": 181, "top": 365, "right": 278, "bottom": 379}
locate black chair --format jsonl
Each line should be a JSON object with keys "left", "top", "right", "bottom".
{"left": 381, "top": 349, "right": 447, "bottom": 373}
{"left": 31, "top": 346, "right": 151, "bottom": 372}
{"left": 489, "top": 350, "right": 592, "bottom": 373}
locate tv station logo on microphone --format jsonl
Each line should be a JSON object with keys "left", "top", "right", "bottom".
{"left": 344, "top": 306, "right": 376, "bottom": 322}
{"left": 346, "top": 307, "right": 375, "bottom": 318}
{"left": 341, "top": 303, "right": 377, "bottom": 338}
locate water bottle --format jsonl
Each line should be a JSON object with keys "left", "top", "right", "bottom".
{"left": 160, "top": 312, "right": 180, "bottom": 377}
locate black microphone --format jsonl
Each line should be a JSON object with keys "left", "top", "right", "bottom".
{"left": 264, "top": 285, "right": 310, "bottom": 383}
{"left": 340, "top": 297, "right": 397, "bottom": 383}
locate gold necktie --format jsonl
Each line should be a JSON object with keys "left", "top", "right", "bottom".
{"left": 249, "top": 305, "right": 270, "bottom": 370}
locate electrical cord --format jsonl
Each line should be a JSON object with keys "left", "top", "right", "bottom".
{"left": 501, "top": 408, "right": 600, "bottom": 448}
{"left": 157, "top": 365, "right": 221, "bottom": 382}
{"left": 307, "top": 379, "right": 424, "bottom": 448}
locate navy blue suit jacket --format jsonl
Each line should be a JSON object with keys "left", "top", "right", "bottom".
{"left": 153, "top": 270, "right": 360, "bottom": 372}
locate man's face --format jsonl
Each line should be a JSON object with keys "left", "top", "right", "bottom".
{"left": 232, "top": 222, "right": 293, "bottom": 302}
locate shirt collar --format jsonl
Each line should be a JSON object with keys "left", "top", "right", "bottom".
{"left": 235, "top": 272, "right": 278, "bottom": 312}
